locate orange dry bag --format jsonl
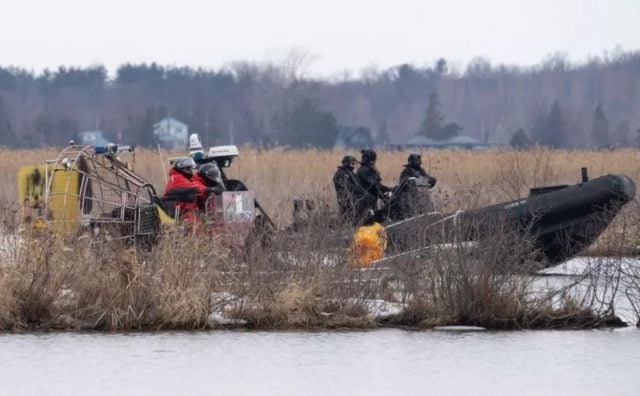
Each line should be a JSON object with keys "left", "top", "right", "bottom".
{"left": 350, "top": 222, "right": 387, "bottom": 268}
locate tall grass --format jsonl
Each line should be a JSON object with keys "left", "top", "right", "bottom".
{"left": 0, "top": 205, "right": 629, "bottom": 331}
{"left": 0, "top": 228, "right": 232, "bottom": 330}
{"left": 1, "top": 147, "right": 639, "bottom": 330}
{"left": 4, "top": 146, "right": 640, "bottom": 223}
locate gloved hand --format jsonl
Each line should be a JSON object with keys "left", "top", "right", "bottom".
{"left": 428, "top": 177, "right": 437, "bottom": 188}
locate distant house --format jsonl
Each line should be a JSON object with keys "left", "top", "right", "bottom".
{"left": 334, "top": 126, "right": 374, "bottom": 150}
{"left": 394, "top": 134, "right": 493, "bottom": 150}
{"left": 153, "top": 117, "right": 189, "bottom": 149}
{"left": 77, "top": 130, "right": 110, "bottom": 146}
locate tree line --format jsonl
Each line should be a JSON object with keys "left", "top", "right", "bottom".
{"left": 0, "top": 50, "right": 639, "bottom": 149}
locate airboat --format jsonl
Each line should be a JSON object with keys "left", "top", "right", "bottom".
{"left": 17, "top": 141, "right": 258, "bottom": 249}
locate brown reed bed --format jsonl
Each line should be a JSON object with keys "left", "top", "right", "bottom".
{"left": 3, "top": 146, "right": 640, "bottom": 223}
{"left": 0, "top": 202, "right": 629, "bottom": 331}
{"left": 0, "top": 147, "right": 639, "bottom": 331}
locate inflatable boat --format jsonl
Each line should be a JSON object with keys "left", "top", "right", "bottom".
{"left": 384, "top": 171, "right": 636, "bottom": 266}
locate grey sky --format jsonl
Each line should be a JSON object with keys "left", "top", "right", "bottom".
{"left": 2, "top": 0, "right": 639, "bottom": 76}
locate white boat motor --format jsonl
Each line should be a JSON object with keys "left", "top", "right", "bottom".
{"left": 208, "top": 145, "right": 239, "bottom": 168}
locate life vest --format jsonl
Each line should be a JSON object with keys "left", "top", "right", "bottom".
{"left": 163, "top": 169, "right": 206, "bottom": 223}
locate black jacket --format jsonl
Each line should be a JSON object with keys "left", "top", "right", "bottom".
{"left": 357, "top": 162, "right": 391, "bottom": 208}
{"left": 400, "top": 165, "right": 436, "bottom": 188}
{"left": 333, "top": 166, "right": 361, "bottom": 201}
{"left": 333, "top": 165, "right": 367, "bottom": 223}
{"left": 388, "top": 165, "right": 436, "bottom": 220}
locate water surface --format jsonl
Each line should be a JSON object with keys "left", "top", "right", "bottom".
{"left": 1, "top": 329, "right": 639, "bottom": 395}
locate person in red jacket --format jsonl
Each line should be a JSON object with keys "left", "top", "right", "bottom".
{"left": 163, "top": 157, "right": 206, "bottom": 223}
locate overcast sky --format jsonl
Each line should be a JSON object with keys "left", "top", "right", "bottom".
{"left": 1, "top": 0, "right": 639, "bottom": 77}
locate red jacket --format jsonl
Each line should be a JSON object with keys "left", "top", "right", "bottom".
{"left": 163, "top": 169, "right": 206, "bottom": 222}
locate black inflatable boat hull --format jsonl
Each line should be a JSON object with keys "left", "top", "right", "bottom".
{"left": 385, "top": 174, "right": 636, "bottom": 266}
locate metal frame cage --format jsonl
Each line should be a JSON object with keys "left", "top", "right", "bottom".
{"left": 43, "top": 144, "right": 158, "bottom": 242}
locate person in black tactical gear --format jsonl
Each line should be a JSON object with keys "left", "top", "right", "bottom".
{"left": 332, "top": 155, "right": 364, "bottom": 224}
{"left": 400, "top": 154, "right": 436, "bottom": 187}
{"left": 196, "top": 162, "right": 225, "bottom": 211}
{"left": 357, "top": 149, "right": 392, "bottom": 222}
{"left": 389, "top": 153, "right": 437, "bottom": 220}
{"left": 198, "top": 162, "right": 226, "bottom": 191}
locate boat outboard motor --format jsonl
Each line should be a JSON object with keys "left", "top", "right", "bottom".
{"left": 208, "top": 145, "right": 239, "bottom": 169}
{"left": 206, "top": 145, "right": 240, "bottom": 185}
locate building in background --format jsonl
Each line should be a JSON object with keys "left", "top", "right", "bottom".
{"left": 153, "top": 117, "right": 189, "bottom": 149}
{"left": 334, "top": 126, "right": 374, "bottom": 150}
{"left": 77, "top": 130, "right": 110, "bottom": 146}
{"left": 390, "top": 134, "right": 494, "bottom": 150}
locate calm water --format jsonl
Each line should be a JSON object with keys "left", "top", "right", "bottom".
{"left": 1, "top": 328, "right": 639, "bottom": 395}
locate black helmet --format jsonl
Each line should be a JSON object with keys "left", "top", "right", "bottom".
{"left": 199, "top": 162, "right": 225, "bottom": 189}
{"left": 361, "top": 149, "right": 377, "bottom": 164}
{"left": 174, "top": 157, "right": 197, "bottom": 178}
{"left": 408, "top": 153, "right": 422, "bottom": 166}
{"left": 341, "top": 155, "right": 357, "bottom": 167}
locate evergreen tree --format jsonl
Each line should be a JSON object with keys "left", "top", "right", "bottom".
{"left": 0, "top": 68, "right": 18, "bottom": 91}
{"left": 441, "top": 123, "right": 462, "bottom": 140}
{"left": 33, "top": 112, "right": 78, "bottom": 146}
{"left": 417, "top": 91, "right": 444, "bottom": 139}
{"left": 0, "top": 95, "right": 16, "bottom": 146}
{"left": 141, "top": 108, "right": 158, "bottom": 147}
{"left": 510, "top": 128, "right": 531, "bottom": 148}
{"left": 129, "top": 108, "right": 158, "bottom": 147}
{"left": 530, "top": 106, "right": 547, "bottom": 146}
{"left": 54, "top": 117, "right": 78, "bottom": 146}
{"left": 395, "top": 64, "right": 431, "bottom": 103}
{"left": 543, "top": 100, "right": 567, "bottom": 148}
{"left": 435, "top": 58, "right": 448, "bottom": 75}
{"left": 275, "top": 99, "right": 339, "bottom": 149}
{"left": 591, "top": 103, "right": 610, "bottom": 148}
{"left": 33, "top": 112, "right": 54, "bottom": 147}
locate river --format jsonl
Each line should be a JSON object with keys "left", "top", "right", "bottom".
{"left": 1, "top": 328, "right": 639, "bottom": 395}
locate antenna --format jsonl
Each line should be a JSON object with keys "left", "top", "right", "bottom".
{"left": 229, "top": 119, "right": 235, "bottom": 144}
{"left": 157, "top": 144, "right": 168, "bottom": 184}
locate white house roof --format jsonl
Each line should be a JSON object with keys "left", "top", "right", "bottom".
{"left": 445, "top": 135, "right": 485, "bottom": 145}
{"left": 78, "top": 130, "right": 110, "bottom": 145}
{"left": 405, "top": 136, "right": 439, "bottom": 146}
{"left": 399, "top": 134, "right": 489, "bottom": 148}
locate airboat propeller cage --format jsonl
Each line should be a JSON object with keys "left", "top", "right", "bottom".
{"left": 208, "top": 145, "right": 239, "bottom": 168}
{"left": 18, "top": 144, "right": 158, "bottom": 239}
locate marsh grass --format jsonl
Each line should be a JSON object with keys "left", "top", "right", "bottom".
{"left": 1, "top": 147, "right": 640, "bottom": 330}
{"left": 0, "top": 204, "right": 630, "bottom": 331}
{"left": 4, "top": 146, "right": 640, "bottom": 223}
{"left": 0, "top": 227, "right": 230, "bottom": 330}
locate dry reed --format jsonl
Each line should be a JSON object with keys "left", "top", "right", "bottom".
{"left": 1, "top": 147, "right": 639, "bottom": 330}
